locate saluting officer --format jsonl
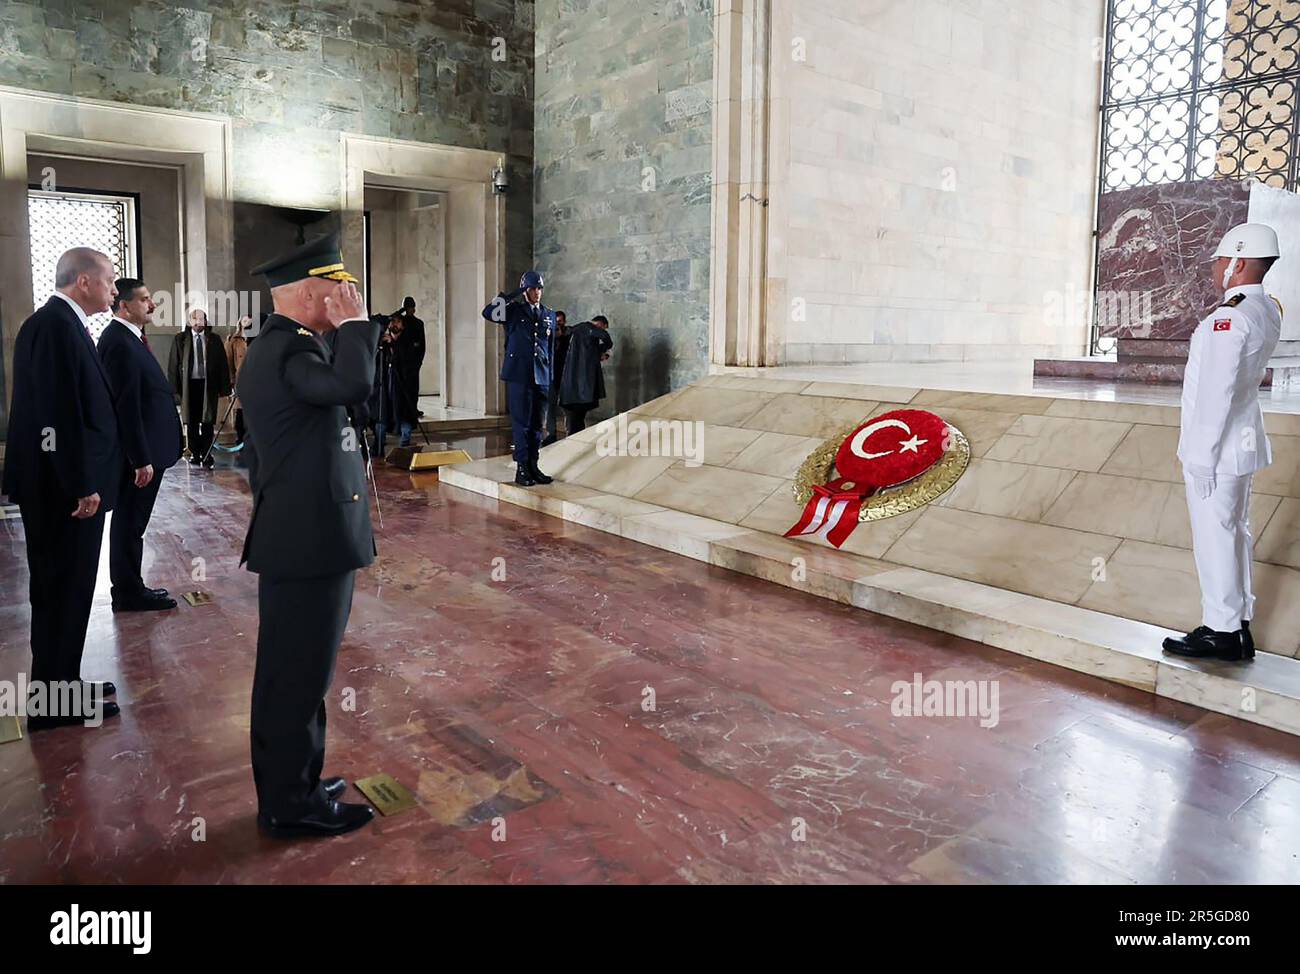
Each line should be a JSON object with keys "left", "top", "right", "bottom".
{"left": 1163, "top": 223, "right": 1283, "bottom": 663}
{"left": 482, "top": 270, "right": 556, "bottom": 487}
{"left": 240, "top": 232, "right": 382, "bottom": 838}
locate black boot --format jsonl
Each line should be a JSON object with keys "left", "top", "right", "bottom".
{"left": 1241, "top": 620, "right": 1255, "bottom": 660}
{"left": 530, "top": 461, "right": 553, "bottom": 485}
{"left": 1162, "top": 625, "right": 1252, "bottom": 662}
{"left": 515, "top": 464, "right": 537, "bottom": 487}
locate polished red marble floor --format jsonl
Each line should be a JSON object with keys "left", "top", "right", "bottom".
{"left": 2, "top": 431, "right": 1299, "bottom": 884}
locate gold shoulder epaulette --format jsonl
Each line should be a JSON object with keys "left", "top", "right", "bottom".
{"left": 1221, "top": 293, "right": 1246, "bottom": 308}
{"left": 296, "top": 327, "right": 312, "bottom": 336}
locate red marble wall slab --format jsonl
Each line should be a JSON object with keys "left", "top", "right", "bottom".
{"left": 1096, "top": 179, "right": 1250, "bottom": 341}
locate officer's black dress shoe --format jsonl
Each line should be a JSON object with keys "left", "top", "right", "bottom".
{"left": 530, "top": 463, "right": 553, "bottom": 485}
{"left": 27, "top": 701, "right": 121, "bottom": 732}
{"left": 322, "top": 776, "right": 347, "bottom": 800}
{"left": 257, "top": 799, "right": 375, "bottom": 839}
{"left": 515, "top": 464, "right": 537, "bottom": 487}
{"left": 82, "top": 680, "right": 116, "bottom": 698}
{"left": 1162, "top": 625, "right": 1253, "bottom": 662}
{"left": 112, "top": 592, "right": 178, "bottom": 612}
{"left": 145, "top": 586, "right": 170, "bottom": 599}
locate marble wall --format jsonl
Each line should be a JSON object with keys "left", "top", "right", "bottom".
{"left": 768, "top": 0, "right": 1104, "bottom": 365}
{"left": 532, "top": 0, "right": 714, "bottom": 416}
{"left": 1095, "top": 178, "right": 1250, "bottom": 342}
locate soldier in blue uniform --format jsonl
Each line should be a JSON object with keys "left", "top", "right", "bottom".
{"left": 239, "top": 232, "right": 381, "bottom": 839}
{"left": 482, "top": 270, "right": 556, "bottom": 486}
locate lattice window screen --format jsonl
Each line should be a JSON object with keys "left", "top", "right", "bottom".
{"left": 1102, "top": 0, "right": 1300, "bottom": 192}
{"left": 28, "top": 189, "right": 137, "bottom": 342}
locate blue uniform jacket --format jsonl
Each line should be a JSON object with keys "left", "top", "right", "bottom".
{"left": 482, "top": 294, "right": 556, "bottom": 386}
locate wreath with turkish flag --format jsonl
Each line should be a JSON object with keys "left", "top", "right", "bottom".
{"left": 785, "top": 408, "right": 969, "bottom": 548}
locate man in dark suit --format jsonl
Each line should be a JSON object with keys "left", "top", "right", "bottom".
{"left": 2, "top": 248, "right": 124, "bottom": 731}
{"left": 393, "top": 295, "right": 425, "bottom": 421}
{"left": 240, "top": 232, "right": 380, "bottom": 839}
{"left": 167, "top": 308, "right": 231, "bottom": 468}
{"left": 99, "top": 278, "right": 183, "bottom": 612}
{"left": 481, "top": 270, "right": 556, "bottom": 486}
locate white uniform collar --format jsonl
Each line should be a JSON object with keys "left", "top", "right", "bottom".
{"left": 1224, "top": 283, "right": 1265, "bottom": 301}
{"left": 52, "top": 290, "right": 89, "bottom": 328}
{"left": 113, "top": 315, "right": 143, "bottom": 340}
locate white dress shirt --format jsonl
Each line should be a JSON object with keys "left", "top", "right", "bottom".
{"left": 52, "top": 289, "right": 90, "bottom": 329}
{"left": 113, "top": 315, "right": 143, "bottom": 341}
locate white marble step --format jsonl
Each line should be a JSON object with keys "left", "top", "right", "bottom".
{"left": 440, "top": 458, "right": 1300, "bottom": 738}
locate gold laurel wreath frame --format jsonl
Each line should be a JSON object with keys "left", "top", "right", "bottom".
{"left": 792, "top": 421, "right": 972, "bottom": 522}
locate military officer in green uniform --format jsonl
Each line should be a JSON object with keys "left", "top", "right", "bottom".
{"left": 240, "top": 232, "right": 381, "bottom": 838}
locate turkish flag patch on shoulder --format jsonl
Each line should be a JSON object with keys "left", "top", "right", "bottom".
{"left": 1214, "top": 318, "right": 1232, "bottom": 332}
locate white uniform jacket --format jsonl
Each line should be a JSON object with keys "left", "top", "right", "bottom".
{"left": 1177, "top": 283, "right": 1283, "bottom": 477}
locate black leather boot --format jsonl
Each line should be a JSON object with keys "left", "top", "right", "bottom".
{"left": 530, "top": 461, "right": 553, "bottom": 485}
{"left": 515, "top": 464, "right": 537, "bottom": 487}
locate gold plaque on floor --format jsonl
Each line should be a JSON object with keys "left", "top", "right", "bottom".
{"left": 355, "top": 773, "right": 418, "bottom": 816}
{"left": 0, "top": 715, "right": 23, "bottom": 745}
{"left": 182, "top": 591, "right": 214, "bottom": 607}
{"left": 385, "top": 447, "right": 472, "bottom": 471}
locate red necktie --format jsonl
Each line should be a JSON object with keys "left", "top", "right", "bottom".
{"left": 141, "top": 331, "right": 150, "bottom": 350}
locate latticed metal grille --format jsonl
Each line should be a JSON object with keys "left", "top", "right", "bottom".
{"left": 1101, "top": 0, "right": 1300, "bottom": 191}
{"left": 28, "top": 189, "right": 137, "bottom": 341}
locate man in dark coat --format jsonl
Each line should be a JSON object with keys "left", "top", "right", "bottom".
{"left": 240, "top": 232, "right": 380, "bottom": 839}
{"left": 542, "top": 310, "right": 569, "bottom": 445}
{"left": 99, "top": 277, "right": 183, "bottom": 612}
{"left": 560, "top": 315, "right": 614, "bottom": 433}
{"left": 2, "top": 248, "right": 124, "bottom": 731}
{"left": 167, "top": 308, "right": 232, "bottom": 467}
{"left": 393, "top": 295, "right": 425, "bottom": 420}
{"left": 481, "top": 270, "right": 557, "bottom": 486}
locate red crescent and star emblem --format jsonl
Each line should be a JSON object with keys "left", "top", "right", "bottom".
{"left": 785, "top": 408, "right": 951, "bottom": 548}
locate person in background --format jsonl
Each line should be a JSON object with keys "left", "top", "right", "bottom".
{"left": 559, "top": 314, "right": 613, "bottom": 434}
{"left": 393, "top": 296, "right": 425, "bottom": 419}
{"left": 168, "top": 307, "right": 232, "bottom": 467}
{"left": 100, "top": 277, "right": 183, "bottom": 613}
{"left": 226, "top": 315, "right": 254, "bottom": 444}
{"left": 541, "top": 310, "right": 569, "bottom": 446}
{"left": 372, "top": 313, "right": 412, "bottom": 455}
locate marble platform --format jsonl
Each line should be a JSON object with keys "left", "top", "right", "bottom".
{"left": 445, "top": 374, "right": 1300, "bottom": 737}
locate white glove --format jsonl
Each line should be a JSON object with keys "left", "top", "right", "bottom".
{"left": 1186, "top": 464, "right": 1216, "bottom": 500}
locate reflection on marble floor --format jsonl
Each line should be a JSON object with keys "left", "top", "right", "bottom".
{"left": 414, "top": 394, "right": 508, "bottom": 427}
{"left": 1, "top": 428, "right": 1299, "bottom": 884}
{"left": 716, "top": 360, "right": 1300, "bottom": 414}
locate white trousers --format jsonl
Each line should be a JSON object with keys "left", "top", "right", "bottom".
{"left": 1184, "top": 470, "right": 1255, "bottom": 632}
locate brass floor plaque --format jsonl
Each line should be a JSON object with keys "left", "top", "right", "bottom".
{"left": 0, "top": 715, "right": 23, "bottom": 745}
{"left": 354, "top": 773, "right": 418, "bottom": 816}
{"left": 182, "top": 591, "right": 214, "bottom": 607}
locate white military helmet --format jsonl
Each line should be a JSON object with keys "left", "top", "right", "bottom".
{"left": 1213, "top": 222, "right": 1280, "bottom": 259}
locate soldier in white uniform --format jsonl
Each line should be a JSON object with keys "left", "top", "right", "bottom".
{"left": 1163, "top": 223, "right": 1283, "bottom": 662}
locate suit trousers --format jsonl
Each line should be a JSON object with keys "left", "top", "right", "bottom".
{"left": 507, "top": 380, "right": 546, "bottom": 464}
{"left": 19, "top": 502, "right": 106, "bottom": 686}
{"left": 1185, "top": 470, "right": 1255, "bottom": 632}
{"left": 186, "top": 378, "right": 213, "bottom": 460}
{"left": 251, "top": 570, "right": 355, "bottom": 817}
{"left": 109, "top": 466, "right": 164, "bottom": 598}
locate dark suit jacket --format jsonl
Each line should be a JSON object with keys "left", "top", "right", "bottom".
{"left": 2, "top": 296, "right": 123, "bottom": 511}
{"left": 481, "top": 294, "right": 556, "bottom": 386}
{"left": 239, "top": 314, "right": 381, "bottom": 579}
{"left": 97, "top": 319, "right": 183, "bottom": 472}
